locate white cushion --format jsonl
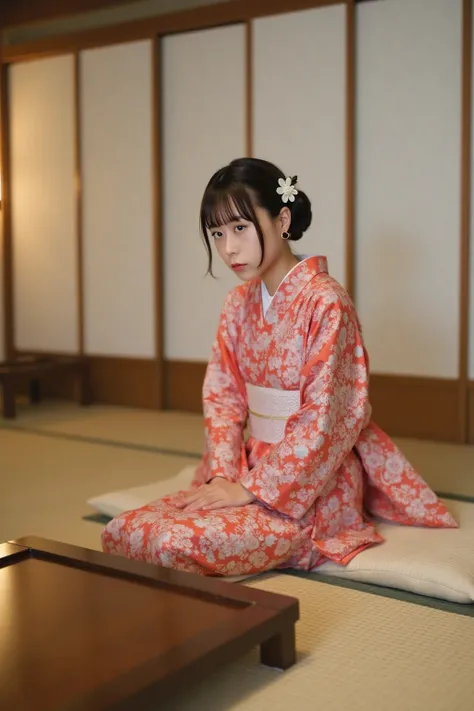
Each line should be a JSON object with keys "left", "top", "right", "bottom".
{"left": 87, "top": 466, "right": 196, "bottom": 519}
{"left": 316, "top": 497, "right": 474, "bottom": 603}
{"left": 87, "top": 467, "right": 474, "bottom": 603}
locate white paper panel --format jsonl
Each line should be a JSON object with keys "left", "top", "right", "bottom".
{"left": 252, "top": 6, "right": 347, "bottom": 286}
{"left": 162, "top": 25, "right": 246, "bottom": 361}
{"left": 356, "top": 0, "right": 462, "bottom": 378}
{"left": 81, "top": 40, "right": 155, "bottom": 357}
{"left": 10, "top": 56, "right": 78, "bottom": 352}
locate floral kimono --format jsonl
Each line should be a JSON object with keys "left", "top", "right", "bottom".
{"left": 102, "top": 256, "right": 457, "bottom": 575}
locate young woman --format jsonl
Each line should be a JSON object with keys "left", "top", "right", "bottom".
{"left": 102, "top": 157, "right": 457, "bottom": 575}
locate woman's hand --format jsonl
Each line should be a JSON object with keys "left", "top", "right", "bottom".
{"left": 176, "top": 478, "right": 256, "bottom": 512}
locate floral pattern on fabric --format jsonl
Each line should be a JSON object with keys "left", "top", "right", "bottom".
{"left": 102, "top": 256, "right": 457, "bottom": 574}
{"left": 102, "top": 495, "right": 321, "bottom": 576}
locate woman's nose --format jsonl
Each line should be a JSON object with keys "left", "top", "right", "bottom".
{"left": 225, "top": 233, "right": 239, "bottom": 256}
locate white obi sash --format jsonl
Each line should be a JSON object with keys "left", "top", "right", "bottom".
{"left": 246, "top": 383, "right": 300, "bottom": 444}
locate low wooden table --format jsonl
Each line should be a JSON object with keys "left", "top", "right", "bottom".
{"left": 0, "top": 537, "right": 299, "bottom": 711}
{"left": 0, "top": 355, "right": 92, "bottom": 419}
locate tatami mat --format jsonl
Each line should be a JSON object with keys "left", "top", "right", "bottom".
{"left": 0, "top": 425, "right": 198, "bottom": 551}
{"left": 3, "top": 401, "right": 474, "bottom": 499}
{"left": 2, "top": 403, "right": 474, "bottom": 710}
{"left": 157, "top": 573, "right": 474, "bottom": 711}
{"left": 0, "top": 400, "right": 205, "bottom": 457}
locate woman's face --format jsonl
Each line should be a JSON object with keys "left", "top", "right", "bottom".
{"left": 210, "top": 203, "right": 290, "bottom": 282}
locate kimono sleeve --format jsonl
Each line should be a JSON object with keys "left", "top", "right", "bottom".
{"left": 239, "top": 294, "right": 371, "bottom": 519}
{"left": 199, "top": 291, "right": 249, "bottom": 483}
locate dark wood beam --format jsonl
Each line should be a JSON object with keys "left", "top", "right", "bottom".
{"left": 0, "top": 0, "right": 146, "bottom": 29}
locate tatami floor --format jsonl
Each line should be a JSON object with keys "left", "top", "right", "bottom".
{"left": 0, "top": 400, "right": 204, "bottom": 550}
{"left": 2, "top": 398, "right": 474, "bottom": 550}
{"left": 2, "top": 399, "right": 474, "bottom": 710}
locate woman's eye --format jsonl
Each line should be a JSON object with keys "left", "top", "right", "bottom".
{"left": 235, "top": 224, "right": 245, "bottom": 233}
{"left": 212, "top": 231, "right": 223, "bottom": 240}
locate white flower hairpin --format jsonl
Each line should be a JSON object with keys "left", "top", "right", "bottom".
{"left": 276, "top": 176, "right": 298, "bottom": 203}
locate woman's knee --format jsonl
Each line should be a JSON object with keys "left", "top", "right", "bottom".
{"left": 101, "top": 514, "right": 129, "bottom": 555}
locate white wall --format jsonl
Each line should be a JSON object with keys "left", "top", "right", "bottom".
{"left": 9, "top": 55, "right": 78, "bottom": 353}
{"left": 162, "top": 24, "right": 246, "bottom": 361}
{"left": 81, "top": 40, "right": 155, "bottom": 358}
{"left": 355, "top": 0, "right": 462, "bottom": 378}
{"left": 253, "top": 5, "right": 347, "bottom": 286}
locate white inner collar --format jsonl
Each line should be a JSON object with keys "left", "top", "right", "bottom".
{"left": 260, "top": 255, "right": 308, "bottom": 316}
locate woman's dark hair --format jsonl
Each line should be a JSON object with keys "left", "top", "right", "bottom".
{"left": 199, "top": 157, "right": 312, "bottom": 275}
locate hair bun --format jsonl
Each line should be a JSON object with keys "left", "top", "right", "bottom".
{"left": 289, "top": 189, "right": 312, "bottom": 240}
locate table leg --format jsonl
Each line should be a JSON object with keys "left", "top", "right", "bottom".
{"left": 29, "top": 379, "right": 41, "bottom": 404}
{"left": 2, "top": 382, "right": 16, "bottom": 419}
{"left": 260, "top": 623, "right": 296, "bottom": 670}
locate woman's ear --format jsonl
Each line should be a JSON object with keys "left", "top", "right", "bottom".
{"left": 279, "top": 207, "right": 291, "bottom": 234}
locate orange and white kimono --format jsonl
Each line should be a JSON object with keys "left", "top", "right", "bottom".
{"left": 102, "top": 256, "right": 457, "bottom": 575}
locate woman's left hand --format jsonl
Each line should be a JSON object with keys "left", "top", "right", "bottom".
{"left": 176, "top": 478, "right": 256, "bottom": 512}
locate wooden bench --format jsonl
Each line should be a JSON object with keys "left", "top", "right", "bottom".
{"left": 0, "top": 355, "right": 92, "bottom": 419}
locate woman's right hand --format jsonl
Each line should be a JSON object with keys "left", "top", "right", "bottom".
{"left": 175, "top": 478, "right": 255, "bottom": 512}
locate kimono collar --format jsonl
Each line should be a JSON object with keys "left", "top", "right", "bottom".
{"left": 254, "top": 255, "right": 328, "bottom": 324}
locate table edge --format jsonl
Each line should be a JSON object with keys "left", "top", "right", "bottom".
{"left": 4, "top": 536, "right": 299, "bottom": 611}
{"left": 1, "top": 536, "right": 300, "bottom": 711}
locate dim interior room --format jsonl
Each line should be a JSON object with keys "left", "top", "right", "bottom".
{"left": 2, "top": 1, "right": 474, "bottom": 710}
{"left": 1, "top": 0, "right": 474, "bottom": 541}
{"left": 0, "top": 3, "right": 473, "bottom": 503}
{"left": 1, "top": 0, "right": 474, "bottom": 441}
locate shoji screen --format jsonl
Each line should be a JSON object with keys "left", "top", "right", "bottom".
{"left": 162, "top": 24, "right": 246, "bottom": 361}
{"left": 9, "top": 55, "right": 78, "bottom": 352}
{"left": 252, "top": 5, "right": 347, "bottom": 287}
{"left": 81, "top": 40, "right": 155, "bottom": 358}
{"left": 356, "top": 0, "right": 462, "bottom": 378}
